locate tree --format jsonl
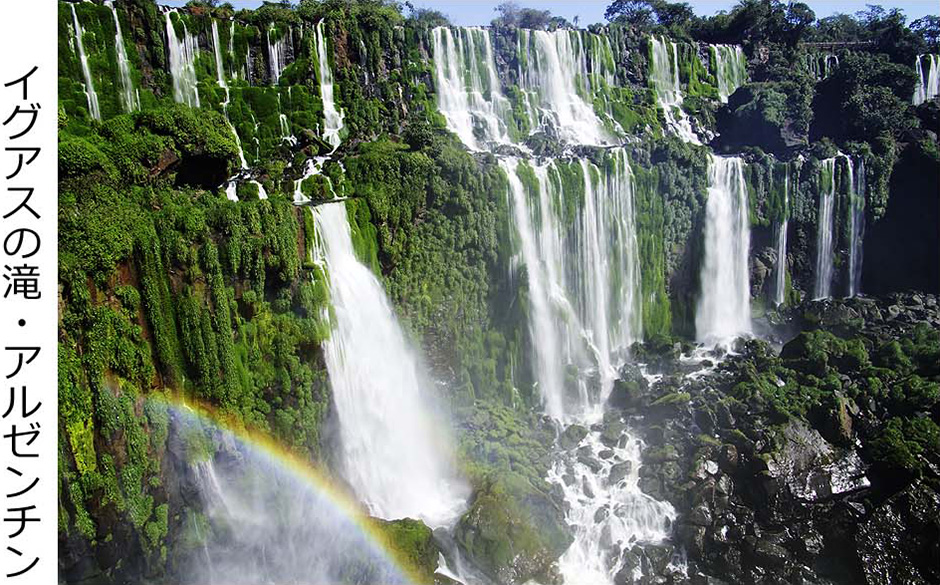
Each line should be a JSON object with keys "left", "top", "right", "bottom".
{"left": 605, "top": 0, "right": 655, "bottom": 28}
{"left": 911, "top": 15, "right": 940, "bottom": 52}
{"left": 494, "top": 2, "right": 553, "bottom": 29}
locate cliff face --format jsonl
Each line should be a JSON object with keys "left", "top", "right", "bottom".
{"left": 57, "top": 1, "right": 938, "bottom": 583}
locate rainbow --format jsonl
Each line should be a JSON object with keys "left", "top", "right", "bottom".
{"left": 152, "top": 393, "right": 427, "bottom": 585}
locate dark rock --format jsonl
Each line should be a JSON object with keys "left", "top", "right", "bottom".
{"left": 560, "top": 424, "right": 588, "bottom": 450}
{"left": 609, "top": 461, "right": 633, "bottom": 485}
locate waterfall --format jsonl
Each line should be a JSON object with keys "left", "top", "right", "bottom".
{"left": 165, "top": 11, "right": 200, "bottom": 108}
{"left": 549, "top": 429, "right": 676, "bottom": 584}
{"left": 711, "top": 44, "right": 747, "bottom": 102}
{"left": 431, "top": 26, "right": 512, "bottom": 150}
{"left": 211, "top": 20, "right": 228, "bottom": 104}
{"left": 517, "top": 29, "right": 611, "bottom": 145}
{"left": 106, "top": 0, "right": 138, "bottom": 113}
{"left": 814, "top": 157, "right": 837, "bottom": 299}
{"left": 848, "top": 158, "right": 865, "bottom": 297}
{"left": 502, "top": 150, "right": 642, "bottom": 421}
{"left": 314, "top": 21, "right": 345, "bottom": 151}
{"left": 229, "top": 21, "right": 235, "bottom": 76}
{"left": 649, "top": 36, "right": 699, "bottom": 144}
{"left": 807, "top": 53, "right": 839, "bottom": 80}
{"left": 266, "top": 25, "right": 287, "bottom": 84}
{"left": 69, "top": 4, "right": 101, "bottom": 120}
{"left": 913, "top": 54, "right": 940, "bottom": 105}
{"left": 177, "top": 418, "right": 413, "bottom": 584}
{"left": 774, "top": 166, "right": 789, "bottom": 307}
{"left": 312, "top": 203, "right": 466, "bottom": 526}
{"left": 696, "top": 155, "right": 751, "bottom": 345}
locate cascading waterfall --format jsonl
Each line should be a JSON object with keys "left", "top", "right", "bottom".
{"left": 696, "top": 155, "right": 751, "bottom": 345}
{"left": 431, "top": 26, "right": 512, "bottom": 150}
{"left": 314, "top": 21, "right": 345, "bottom": 151}
{"left": 814, "top": 157, "right": 837, "bottom": 299}
{"left": 711, "top": 44, "right": 747, "bottom": 102}
{"left": 266, "top": 25, "right": 287, "bottom": 84}
{"left": 774, "top": 166, "right": 789, "bottom": 307}
{"left": 502, "top": 151, "right": 642, "bottom": 420}
{"left": 175, "top": 413, "right": 413, "bottom": 585}
{"left": 549, "top": 429, "right": 677, "bottom": 584}
{"left": 913, "top": 54, "right": 939, "bottom": 105}
{"left": 807, "top": 53, "right": 839, "bottom": 80}
{"left": 312, "top": 202, "right": 466, "bottom": 526}
{"left": 848, "top": 158, "right": 865, "bottom": 298}
{"left": 165, "top": 10, "right": 200, "bottom": 108}
{"left": 649, "top": 36, "right": 699, "bottom": 144}
{"left": 502, "top": 152, "right": 672, "bottom": 584}
{"left": 107, "top": 0, "right": 139, "bottom": 113}
{"left": 70, "top": 4, "right": 101, "bottom": 120}
{"left": 211, "top": 20, "right": 228, "bottom": 105}
{"left": 517, "top": 29, "right": 612, "bottom": 145}
{"left": 502, "top": 157, "right": 568, "bottom": 420}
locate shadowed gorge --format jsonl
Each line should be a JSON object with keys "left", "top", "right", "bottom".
{"left": 57, "top": 1, "right": 939, "bottom": 584}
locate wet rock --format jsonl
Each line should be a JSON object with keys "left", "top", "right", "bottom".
{"left": 582, "top": 477, "right": 595, "bottom": 499}
{"left": 599, "top": 449, "right": 615, "bottom": 460}
{"left": 578, "top": 453, "right": 603, "bottom": 474}
{"left": 608, "top": 461, "right": 633, "bottom": 484}
{"left": 762, "top": 420, "right": 869, "bottom": 502}
{"left": 601, "top": 419, "right": 627, "bottom": 447}
{"left": 689, "top": 504, "right": 712, "bottom": 527}
{"left": 594, "top": 505, "right": 609, "bottom": 523}
{"left": 560, "top": 424, "right": 588, "bottom": 450}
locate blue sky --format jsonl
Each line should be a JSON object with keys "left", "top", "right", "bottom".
{"left": 163, "top": 0, "right": 939, "bottom": 25}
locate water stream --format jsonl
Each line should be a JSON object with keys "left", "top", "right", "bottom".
{"left": 696, "top": 155, "right": 751, "bottom": 345}
{"left": 107, "top": 0, "right": 138, "bottom": 112}
{"left": 69, "top": 4, "right": 101, "bottom": 120}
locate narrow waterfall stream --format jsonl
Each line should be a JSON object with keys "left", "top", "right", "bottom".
{"left": 913, "top": 53, "right": 939, "bottom": 105}
{"left": 315, "top": 21, "right": 345, "bottom": 151}
{"left": 774, "top": 167, "right": 789, "bottom": 307}
{"left": 848, "top": 159, "right": 866, "bottom": 297}
{"left": 696, "top": 155, "right": 752, "bottom": 345}
{"left": 312, "top": 203, "right": 467, "bottom": 526}
{"left": 266, "top": 25, "right": 287, "bottom": 84}
{"left": 814, "top": 157, "right": 837, "bottom": 299}
{"left": 106, "top": 0, "right": 138, "bottom": 113}
{"left": 69, "top": 4, "right": 101, "bottom": 120}
{"left": 165, "top": 10, "right": 200, "bottom": 107}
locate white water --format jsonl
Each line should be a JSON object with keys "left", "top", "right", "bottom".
{"left": 502, "top": 151, "right": 642, "bottom": 422}
{"left": 106, "top": 0, "right": 138, "bottom": 113}
{"left": 266, "top": 25, "right": 287, "bottom": 84}
{"left": 165, "top": 10, "right": 200, "bottom": 108}
{"left": 70, "top": 4, "right": 101, "bottom": 120}
{"left": 315, "top": 21, "right": 345, "bottom": 151}
{"left": 211, "top": 20, "right": 228, "bottom": 103}
{"left": 814, "top": 157, "right": 837, "bottom": 299}
{"left": 517, "top": 29, "right": 611, "bottom": 145}
{"left": 649, "top": 36, "right": 699, "bottom": 144}
{"left": 550, "top": 428, "right": 677, "bottom": 583}
{"left": 807, "top": 53, "right": 839, "bottom": 80}
{"left": 697, "top": 155, "right": 751, "bottom": 345}
{"left": 431, "top": 26, "right": 512, "bottom": 150}
{"left": 182, "top": 429, "right": 412, "bottom": 584}
{"left": 712, "top": 44, "right": 747, "bottom": 102}
{"left": 774, "top": 166, "right": 789, "bottom": 307}
{"left": 913, "top": 54, "right": 939, "bottom": 105}
{"left": 848, "top": 158, "right": 865, "bottom": 297}
{"left": 312, "top": 203, "right": 466, "bottom": 526}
